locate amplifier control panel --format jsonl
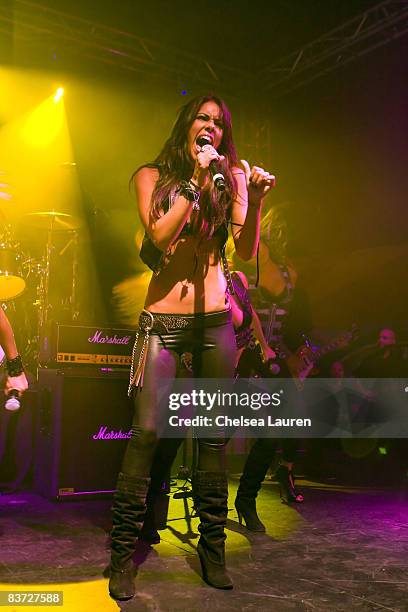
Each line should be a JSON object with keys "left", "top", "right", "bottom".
{"left": 57, "top": 353, "right": 132, "bottom": 366}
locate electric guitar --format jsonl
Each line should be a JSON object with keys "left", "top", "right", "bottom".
{"left": 285, "top": 325, "right": 358, "bottom": 387}
{"left": 238, "top": 325, "right": 358, "bottom": 389}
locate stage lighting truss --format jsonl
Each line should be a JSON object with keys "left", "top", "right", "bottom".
{"left": 258, "top": 0, "right": 408, "bottom": 98}
{"left": 1, "top": 1, "right": 407, "bottom": 102}
{"left": 0, "top": 0, "right": 251, "bottom": 98}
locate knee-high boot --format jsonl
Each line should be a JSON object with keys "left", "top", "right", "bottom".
{"left": 192, "top": 470, "right": 233, "bottom": 590}
{"left": 138, "top": 485, "right": 161, "bottom": 544}
{"left": 235, "top": 439, "right": 274, "bottom": 532}
{"left": 109, "top": 473, "right": 150, "bottom": 601}
{"left": 139, "top": 437, "right": 182, "bottom": 544}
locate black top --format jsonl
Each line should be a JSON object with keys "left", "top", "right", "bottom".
{"left": 139, "top": 191, "right": 229, "bottom": 275}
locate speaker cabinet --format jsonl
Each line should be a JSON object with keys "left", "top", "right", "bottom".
{"left": 34, "top": 368, "right": 134, "bottom": 499}
{"left": 0, "top": 386, "right": 38, "bottom": 490}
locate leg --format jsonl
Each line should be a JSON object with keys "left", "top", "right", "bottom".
{"left": 140, "top": 437, "right": 184, "bottom": 544}
{"left": 192, "top": 320, "right": 235, "bottom": 589}
{"left": 235, "top": 438, "right": 277, "bottom": 532}
{"left": 275, "top": 438, "right": 304, "bottom": 503}
{"left": 192, "top": 458, "right": 232, "bottom": 589}
{"left": 109, "top": 335, "right": 178, "bottom": 600}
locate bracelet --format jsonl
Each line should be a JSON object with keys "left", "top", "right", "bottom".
{"left": 189, "top": 178, "right": 201, "bottom": 192}
{"left": 179, "top": 180, "right": 200, "bottom": 211}
{"left": 6, "top": 354, "right": 24, "bottom": 377}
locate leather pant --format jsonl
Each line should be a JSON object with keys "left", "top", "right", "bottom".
{"left": 120, "top": 310, "right": 237, "bottom": 480}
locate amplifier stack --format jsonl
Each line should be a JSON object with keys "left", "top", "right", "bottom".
{"left": 34, "top": 322, "right": 137, "bottom": 499}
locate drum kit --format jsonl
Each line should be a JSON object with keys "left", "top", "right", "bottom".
{"left": 0, "top": 210, "right": 82, "bottom": 367}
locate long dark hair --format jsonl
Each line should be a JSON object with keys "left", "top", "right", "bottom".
{"left": 133, "top": 94, "right": 239, "bottom": 239}
{"left": 260, "top": 203, "right": 289, "bottom": 264}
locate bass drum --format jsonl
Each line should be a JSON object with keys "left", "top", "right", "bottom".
{"left": 0, "top": 243, "right": 26, "bottom": 300}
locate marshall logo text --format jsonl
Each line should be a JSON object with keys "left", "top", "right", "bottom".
{"left": 93, "top": 426, "right": 132, "bottom": 440}
{"left": 88, "top": 330, "right": 132, "bottom": 345}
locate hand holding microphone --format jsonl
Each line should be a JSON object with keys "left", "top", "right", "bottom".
{"left": 196, "top": 135, "right": 226, "bottom": 192}
{"left": 4, "top": 358, "right": 28, "bottom": 411}
{"left": 5, "top": 389, "right": 20, "bottom": 411}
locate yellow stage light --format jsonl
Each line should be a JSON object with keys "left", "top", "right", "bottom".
{"left": 54, "top": 87, "right": 64, "bottom": 103}
{"left": 22, "top": 95, "right": 64, "bottom": 148}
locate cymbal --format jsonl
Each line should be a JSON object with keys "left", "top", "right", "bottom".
{"left": 21, "top": 211, "right": 83, "bottom": 230}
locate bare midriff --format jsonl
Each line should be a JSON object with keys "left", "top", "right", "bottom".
{"left": 144, "top": 234, "right": 229, "bottom": 314}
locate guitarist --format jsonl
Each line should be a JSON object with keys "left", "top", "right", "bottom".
{"left": 0, "top": 306, "right": 28, "bottom": 399}
{"left": 233, "top": 206, "right": 310, "bottom": 531}
{"left": 229, "top": 270, "right": 276, "bottom": 372}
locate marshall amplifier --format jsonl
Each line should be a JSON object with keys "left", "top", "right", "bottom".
{"left": 34, "top": 368, "right": 134, "bottom": 499}
{"left": 40, "top": 322, "right": 136, "bottom": 367}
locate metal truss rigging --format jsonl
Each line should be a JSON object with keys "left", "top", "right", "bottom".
{"left": 258, "top": 0, "right": 408, "bottom": 97}
{"left": 0, "top": 0, "right": 407, "bottom": 100}
{"left": 0, "top": 0, "right": 251, "bottom": 97}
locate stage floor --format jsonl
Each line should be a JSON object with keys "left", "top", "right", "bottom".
{"left": 1, "top": 477, "right": 407, "bottom": 612}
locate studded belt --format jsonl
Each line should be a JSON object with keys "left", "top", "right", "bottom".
{"left": 128, "top": 308, "right": 231, "bottom": 392}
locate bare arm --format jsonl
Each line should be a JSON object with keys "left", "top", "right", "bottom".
{"left": 135, "top": 167, "right": 194, "bottom": 252}
{"left": 251, "top": 307, "right": 276, "bottom": 361}
{"left": 233, "top": 272, "right": 276, "bottom": 361}
{"left": 0, "top": 307, "right": 18, "bottom": 359}
{"left": 0, "top": 308, "right": 28, "bottom": 396}
{"left": 230, "top": 170, "right": 253, "bottom": 260}
{"left": 231, "top": 163, "right": 275, "bottom": 261}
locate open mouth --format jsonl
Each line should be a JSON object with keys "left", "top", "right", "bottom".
{"left": 196, "top": 134, "right": 213, "bottom": 147}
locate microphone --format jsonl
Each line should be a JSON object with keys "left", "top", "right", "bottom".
{"left": 268, "top": 361, "right": 281, "bottom": 376}
{"left": 5, "top": 389, "right": 20, "bottom": 412}
{"left": 196, "top": 136, "right": 225, "bottom": 192}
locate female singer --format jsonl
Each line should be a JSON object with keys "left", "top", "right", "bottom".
{"left": 109, "top": 94, "right": 274, "bottom": 600}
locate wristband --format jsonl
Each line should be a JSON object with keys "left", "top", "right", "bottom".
{"left": 6, "top": 354, "right": 24, "bottom": 377}
{"left": 179, "top": 180, "right": 201, "bottom": 211}
{"left": 189, "top": 178, "right": 202, "bottom": 192}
